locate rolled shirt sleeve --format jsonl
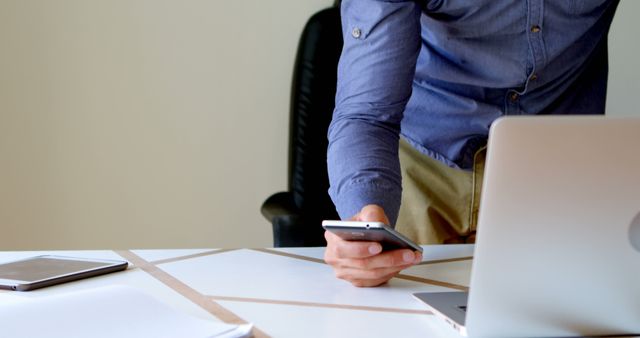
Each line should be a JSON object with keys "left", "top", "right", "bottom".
{"left": 328, "top": 0, "right": 422, "bottom": 224}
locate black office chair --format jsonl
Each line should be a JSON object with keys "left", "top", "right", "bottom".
{"left": 261, "top": 2, "right": 343, "bottom": 247}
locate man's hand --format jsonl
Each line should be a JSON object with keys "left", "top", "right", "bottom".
{"left": 324, "top": 204, "right": 422, "bottom": 287}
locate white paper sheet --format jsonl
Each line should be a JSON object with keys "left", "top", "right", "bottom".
{"left": 0, "top": 285, "right": 252, "bottom": 338}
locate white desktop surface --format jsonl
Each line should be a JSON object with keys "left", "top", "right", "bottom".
{"left": 0, "top": 246, "right": 474, "bottom": 338}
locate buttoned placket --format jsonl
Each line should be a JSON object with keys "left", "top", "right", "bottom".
{"left": 505, "top": 0, "right": 545, "bottom": 115}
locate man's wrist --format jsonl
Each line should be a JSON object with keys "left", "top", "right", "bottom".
{"left": 330, "top": 184, "right": 401, "bottom": 224}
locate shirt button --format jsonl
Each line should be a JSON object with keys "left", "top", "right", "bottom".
{"left": 510, "top": 92, "right": 519, "bottom": 102}
{"left": 530, "top": 25, "right": 541, "bottom": 33}
{"left": 530, "top": 73, "right": 538, "bottom": 81}
{"left": 351, "top": 27, "right": 362, "bottom": 39}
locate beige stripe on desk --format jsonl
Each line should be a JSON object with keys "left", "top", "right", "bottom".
{"left": 209, "top": 295, "right": 433, "bottom": 315}
{"left": 253, "top": 248, "right": 470, "bottom": 291}
{"left": 150, "top": 249, "right": 237, "bottom": 265}
{"left": 417, "top": 256, "right": 473, "bottom": 265}
{"left": 395, "top": 274, "right": 469, "bottom": 292}
{"left": 114, "top": 250, "right": 270, "bottom": 338}
{"left": 251, "top": 248, "right": 325, "bottom": 264}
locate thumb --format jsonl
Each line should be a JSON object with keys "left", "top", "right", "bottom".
{"left": 354, "top": 204, "right": 390, "bottom": 225}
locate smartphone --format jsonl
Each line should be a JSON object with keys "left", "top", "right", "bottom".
{"left": 0, "top": 255, "right": 128, "bottom": 291}
{"left": 322, "top": 220, "right": 423, "bottom": 252}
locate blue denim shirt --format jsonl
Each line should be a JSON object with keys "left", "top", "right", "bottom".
{"left": 328, "top": 0, "right": 619, "bottom": 223}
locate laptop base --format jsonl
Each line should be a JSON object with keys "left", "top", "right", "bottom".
{"left": 414, "top": 291, "right": 468, "bottom": 335}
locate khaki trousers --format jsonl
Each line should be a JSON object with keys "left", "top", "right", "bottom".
{"left": 395, "top": 139, "right": 486, "bottom": 244}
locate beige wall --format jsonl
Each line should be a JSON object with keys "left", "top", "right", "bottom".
{"left": 0, "top": 0, "right": 331, "bottom": 249}
{"left": 607, "top": 0, "right": 640, "bottom": 116}
{"left": 0, "top": 1, "right": 637, "bottom": 250}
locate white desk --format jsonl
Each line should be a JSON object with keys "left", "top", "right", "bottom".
{"left": 0, "top": 246, "right": 474, "bottom": 338}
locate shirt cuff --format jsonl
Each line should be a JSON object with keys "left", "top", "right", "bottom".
{"left": 330, "top": 183, "right": 402, "bottom": 227}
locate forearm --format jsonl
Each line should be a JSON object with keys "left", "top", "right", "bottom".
{"left": 328, "top": 0, "right": 422, "bottom": 224}
{"left": 328, "top": 120, "right": 403, "bottom": 222}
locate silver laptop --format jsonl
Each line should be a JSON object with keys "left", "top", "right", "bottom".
{"left": 414, "top": 116, "right": 640, "bottom": 337}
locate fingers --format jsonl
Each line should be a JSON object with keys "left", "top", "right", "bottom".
{"left": 326, "top": 204, "right": 421, "bottom": 287}
{"left": 325, "top": 230, "right": 422, "bottom": 287}
{"left": 338, "top": 249, "right": 421, "bottom": 270}
{"left": 325, "top": 231, "right": 422, "bottom": 267}
{"left": 337, "top": 269, "right": 401, "bottom": 288}
{"left": 325, "top": 230, "right": 382, "bottom": 259}
{"left": 331, "top": 251, "right": 421, "bottom": 287}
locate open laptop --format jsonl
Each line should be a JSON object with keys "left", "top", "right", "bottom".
{"left": 413, "top": 116, "right": 640, "bottom": 337}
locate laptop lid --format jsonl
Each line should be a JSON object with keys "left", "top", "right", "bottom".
{"left": 464, "top": 116, "right": 640, "bottom": 337}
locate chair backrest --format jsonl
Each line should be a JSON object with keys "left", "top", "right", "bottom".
{"left": 288, "top": 3, "right": 343, "bottom": 223}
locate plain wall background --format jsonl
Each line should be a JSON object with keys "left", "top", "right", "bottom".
{"left": 0, "top": 0, "right": 332, "bottom": 249}
{"left": 0, "top": 1, "right": 637, "bottom": 249}
{"left": 606, "top": 1, "right": 639, "bottom": 116}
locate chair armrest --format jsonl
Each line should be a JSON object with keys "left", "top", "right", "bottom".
{"left": 261, "top": 192, "right": 327, "bottom": 247}
{"left": 272, "top": 215, "right": 326, "bottom": 247}
{"left": 260, "top": 191, "right": 299, "bottom": 222}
